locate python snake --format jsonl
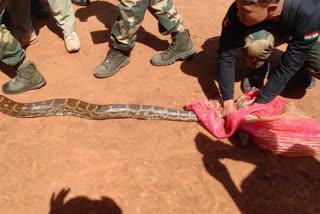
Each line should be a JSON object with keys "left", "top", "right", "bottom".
{"left": 0, "top": 95, "right": 199, "bottom": 122}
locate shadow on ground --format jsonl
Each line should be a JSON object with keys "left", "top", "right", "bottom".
{"left": 49, "top": 188, "right": 122, "bottom": 214}
{"left": 195, "top": 132, "right": 320, "bottom": 214}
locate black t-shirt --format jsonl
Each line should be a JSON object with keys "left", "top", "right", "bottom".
{"left": 217, "top": 0, "right": 320, "bottom": 104}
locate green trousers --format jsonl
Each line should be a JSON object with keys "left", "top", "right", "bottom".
{"left": 0, "top": 3, "right": 25, "bottom": 67}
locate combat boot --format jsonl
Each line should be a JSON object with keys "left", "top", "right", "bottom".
{"left": 151, "top": 29, "right": 196, "bottom": 66}
{"left": 94, "top": 48, "right": 130, "bottom": 78}
{"left": 2, "top": 60, "right": 46, "bottom": 94}
{"left": 241, "top": 62, "right": 270, "bottom": 94}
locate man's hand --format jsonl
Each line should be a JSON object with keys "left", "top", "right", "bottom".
{"left": 221, "top": 100, "right": 237, "bottom": 117}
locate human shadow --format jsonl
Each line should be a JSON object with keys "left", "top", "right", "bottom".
{"left": 195, "top": 132, "right": 320, "bottom": 214}
{"left": 49, "top": 188, "right": 122, "bottom": 214}
{"left": 180, "top": 36, "right": 221, "bottom": 99}
{"left": 74, "top": 1, "right": 169, "bottom": 50}
{"left": 180, "top": 36, "right": 251, "bottom": 100}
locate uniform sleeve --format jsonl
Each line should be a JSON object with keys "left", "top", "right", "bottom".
{"left": 255, "top": 38, "right": 318, "bottom": 104}
{"left": 217, "top": 2, "right": 243, "bottom": 101}
{"left": 255, "top": 4, "right": 320, "bottom": 104}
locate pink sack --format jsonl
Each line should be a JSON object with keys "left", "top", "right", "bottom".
{"left": 186, "top": 90, "right": 320, "bottom": 157}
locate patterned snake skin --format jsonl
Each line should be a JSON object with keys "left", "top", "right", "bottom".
{"left": 0, "top": 95, "right": 199, "bottom": 121}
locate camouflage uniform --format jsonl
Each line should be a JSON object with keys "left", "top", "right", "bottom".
{"left": 0, "top": 0, "right": 25, "bottom": 66}
{"left": 242, "top": 29, "right": 320, "bottom": 76}
{"left": 111, "top": 0, "right": 185, "bottom": 51}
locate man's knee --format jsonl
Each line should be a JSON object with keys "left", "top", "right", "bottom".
{"left": 242, "top": 30, "right": 274, "bottom": 68}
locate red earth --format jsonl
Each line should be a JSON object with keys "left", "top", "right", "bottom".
{"left": 0, "top": 1, "right": 319, "bottom": 213}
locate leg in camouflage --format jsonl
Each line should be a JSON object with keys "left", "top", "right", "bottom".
{"left": 0, "top": 24, "right": 46, "bottom": 94}
{"left": 111, "top": 0, "right": 149, "bottom": 51}
{"left": 94, "top": 0, "right": 195, "bottom": 78}
{"left": 149, "top": 0, "right": 196, "bottom": 65}
{"left": 94, "top": 0, "right": 149, "bottom": 78}
{"left": 240, "top": 29, "right": 274, "bottom": 93}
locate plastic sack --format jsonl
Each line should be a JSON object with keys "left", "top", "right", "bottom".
{"left": 186, "top": 90, "right": 320, "bottom": 157}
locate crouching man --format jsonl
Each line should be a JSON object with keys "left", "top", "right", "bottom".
{"left": 217, "top": 0, "right": 320, "bottom": 116}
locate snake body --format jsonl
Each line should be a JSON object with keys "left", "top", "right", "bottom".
{"left": 0, "top": 95, "right": 199, "bottom": 122}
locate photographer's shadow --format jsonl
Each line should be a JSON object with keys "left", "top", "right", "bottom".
{"left": 49, "top": 188, "right": 122, "bottom": 214}
{"left": 195, "top": 132, "right": 320, "bottom": 214}
{"left": 74, "top": 1, "right": 169, "bottom": 50}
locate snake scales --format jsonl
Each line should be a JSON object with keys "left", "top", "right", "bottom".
{"left": 0, "top": 95, "right": 199, "bottom": 122}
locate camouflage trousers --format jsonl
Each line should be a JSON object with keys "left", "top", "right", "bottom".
{"left": 111, "top": 0, "right": 185, "bottom": 51}
{"left": 241, "top": 29, "right": 320, "bottom": 77}
{"left": 0, "top": 4, "right": 25, "bottom": 66}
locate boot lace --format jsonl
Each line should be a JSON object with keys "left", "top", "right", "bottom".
{"left": 163, "top": 38, "right": 177, "bottom": 56}
{"left": 105, "top": 49, "right": 123, "bottom": 63}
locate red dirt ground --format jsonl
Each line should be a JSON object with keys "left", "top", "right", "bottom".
{"left": 0, "top": 1, "right": 319, "bottom": 213}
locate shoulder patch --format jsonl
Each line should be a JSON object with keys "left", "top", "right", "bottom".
{"left": 304, "top": 31, "right": 319, "bottom": 41}
{"left": 222, "top": 15, "right": 231, "bottom": 29}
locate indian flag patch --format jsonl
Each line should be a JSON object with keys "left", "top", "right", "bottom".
{"left": 304, "top": 31, "right": 319, "bottom": 41}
